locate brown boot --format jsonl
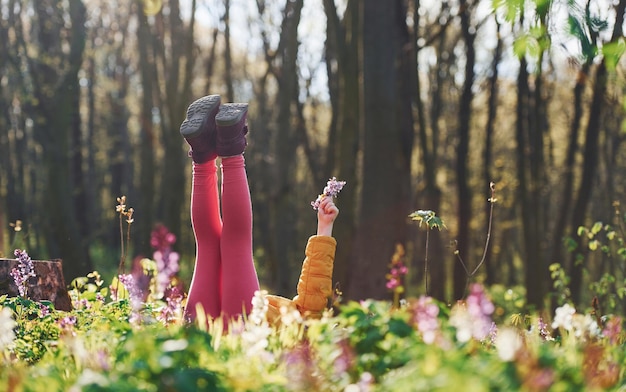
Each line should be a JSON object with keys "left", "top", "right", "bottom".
{"left": 216, "top": 103, "right": 248, "bottom": 157}
{"left": 180, "top": 95, "right": 221, "bottom": 163}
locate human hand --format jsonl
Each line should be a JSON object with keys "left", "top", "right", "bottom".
{"left": 316, "top": 197, "right": 339, "bottom": 237}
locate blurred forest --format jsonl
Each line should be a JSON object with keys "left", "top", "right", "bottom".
{"left": 1, "top": 0, "right": 625, "bottom": 310}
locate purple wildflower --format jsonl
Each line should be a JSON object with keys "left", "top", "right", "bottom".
{"left": 118, "top": 274, "right": 142, "bottom": 305}
{"left": 386, "top": 278, "right": 400, "bottom": 290}
{"left": 284, "top": 341, "right": 319, "bottom": 390}
{"left": 157, "top": 286, "right": 184, "bottom": 324}
{"left": 411, "top": 296, "right": 440, "bottom": 344}
{"left": 11, "top": 249, "right": 36, "bottom": 298}
{"left": 602, "top": 316, "right": 622, "bottom": 345}
{"left": 466, "top": 283, "right": 495, "bottom": 336}
{"left": 537, "top": 317, "right": 552, "bottom": 340}
{"left": 386, "top": 244, "right": 408, "bottom": 294}
{"left": 311, "top": 177, "right": 346, "bottom": 210}
{"left": 449, "top": 284, "right": 495, "bottom": 342}
{"left": 58, "top": 315, "right": 77, "bottom": 336}
{"left": 73, "top": 298, "right": 91, "bottom": 310}
{"left": 150, "top": 223, "right": 177, "bottom": 250}
{"left": 39, "top": 303, "right": 51, "bottom": 318}
{"left": 150, "top": 224, "right": 180, "bottom": 299}
{"left": 333, "top": 339, "right": 355, "bottom": 376}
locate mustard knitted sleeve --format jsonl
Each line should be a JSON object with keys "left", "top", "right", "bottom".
{"left": 292, "top": 235, "right": 337, "bottom": 317}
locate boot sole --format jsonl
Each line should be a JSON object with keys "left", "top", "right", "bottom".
{"left": 180, "top": 95, "right": 221, "bottom": 139}
{"left": 215, "top": 103, "right": 248, "bottom": 126}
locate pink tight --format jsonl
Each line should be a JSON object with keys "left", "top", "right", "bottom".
{"left": 185, "top": 155, "right": 259, "bottom": 320}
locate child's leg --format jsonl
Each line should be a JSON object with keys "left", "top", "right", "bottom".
{"left": 185, "top": 160, "right": 222, "bottom": 320}
{"left": 220, "top": 155, "right": 260, "bottom": 317}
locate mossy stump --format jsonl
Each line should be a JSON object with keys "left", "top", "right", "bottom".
{"left": 0, "top": 258, "right": 72, "bottom": 311}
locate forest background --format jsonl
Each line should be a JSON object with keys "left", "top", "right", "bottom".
{"left": 1, "top": 0, "right": 625, "bottom": 312}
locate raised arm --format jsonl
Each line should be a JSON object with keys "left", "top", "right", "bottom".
{"left": 316, "top": 197, "right": 339, "bottom": 237}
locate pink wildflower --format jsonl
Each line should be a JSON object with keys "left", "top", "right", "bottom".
{"left": 411, "top": 296, "right": 440, "bottom": 344}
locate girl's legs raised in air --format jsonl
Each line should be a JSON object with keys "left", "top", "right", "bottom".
{"left": 182, "top": 96, "right": 222, "bottom": 320}
{"left": 185, "top": 161, "right": 223, "bottom": 320}
{"left": 217, "top": 104, "right": 259, "bottom": 318}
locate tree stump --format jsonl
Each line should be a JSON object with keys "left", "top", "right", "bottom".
{"left": 0, "top": 258, "right": 73, "bottom": 311}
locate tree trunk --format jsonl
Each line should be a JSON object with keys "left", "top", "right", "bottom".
{"left": 569, "top": 0, "right": 625, "bottom": 305}
{"left": 569, "top": 62, "right": 607, "bottom": 305}
{"left": 30, "top": 0, "right": 91, "bottom": 282}
{"left": 323, "top": 0, "right": 361, "bottom": 296}
{"left": 454, "top": 0, "right": 476, "bottom": 300}
{"left": 550, "top": 63, "right": 588, "bottom": 282}
{"left": 269, "top": 0, "right": 304, "bottom": 295}
{"left": 483, "top": 18, "right": 501, "bottom": 286}
{"left": 350, "top": 0, "right": 413, "bottom": 300}
{"left": 135, "top": 1, "right": 158, "bottom": 257}
{"left": 0, "top": 258, "right": 72, "bottom": 311}
{"left": 157, "top": 0, "right": 195, "bottom": 246}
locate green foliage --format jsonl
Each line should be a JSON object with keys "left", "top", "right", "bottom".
{"left": 1, "top": 279, "right": 626, "bottom": 391}
{"left": 575, "top": 219, "right": 626, "bottom": 315}
{"left": 549, "top": 263, "right": 572, "bottom": 306}
{"left": 409, "top": 210, "right": 445, "bottom": 231}
{"left": 488, "top": 285, "right": 527, "bottom": 323}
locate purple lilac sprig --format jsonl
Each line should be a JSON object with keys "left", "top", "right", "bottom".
{"left": 118, "top": 273, "right": 143, "bottom": 324}
{"left": 311, "top": 177, "right": 346, "bottom": 210}
{"left": 10, "top": 249, "right": 36, "bottom": 298}
{"left": 150, "top": 224, "right": 180, "bottom": 299}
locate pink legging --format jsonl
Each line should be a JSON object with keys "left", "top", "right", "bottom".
{"left": 185, "top": 155, "right": 260, "bottom": 320}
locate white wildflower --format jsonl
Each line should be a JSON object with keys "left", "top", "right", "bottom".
{"left": 279, "top": 306, "right": 303, "bottom": 327}
{"left": 552, "top": 303, "right": 576, "bottom": 331}
{"left": 248, "top": 289, "right": 269, "bottom": 325}
{"left": 449, "top": 304, "right": 473, "bottom": 343}
{"left": 495, "top": 328, "right": 522, "bottom": 362}
{"left": 0, "top": 307, "right": 16, "bottom": 352}
{"left": 571, "top": 314, "right": 601, "bottom": 338}
{"left": 242, "top": 290, "right": 274, "bottom": 359}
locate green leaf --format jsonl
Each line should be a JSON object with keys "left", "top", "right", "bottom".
{"left": 591, "top": 221, "right": 603, "bottom": 235}
{"left": 603, "top": 40, "right": 626, "bottom": 70}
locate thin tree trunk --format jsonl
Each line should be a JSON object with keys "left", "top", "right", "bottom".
{"left": 322, "top": 0, "right": 360, "bottom": 296}
{"left": 454, "top": 0, "right": 475, "bottom": 300}
{"left": 483, "top": 19, "right": 501, "bottom": 286}
{"left": 270, "top": 0, "right": 304, "bottom": 295}
{"left": 135, "top": 1, "right": 157, "bottom": 256}
{"left": 569, "top": 62, "right": 607, "bottom": 304}
{"left": 551, "top": 63, "right": 589, "bottom": 276}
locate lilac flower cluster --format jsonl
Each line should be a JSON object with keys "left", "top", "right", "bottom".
{"left": 39, "top": 303, "right": 51, "bottom": 318}
{"left": 10, "top": 249, "right": 36, "bottom": 298}
{"left": 118, "top": 273, "right": 143, "bottom": 324}
{"left": 311, "top": 177, "right": 346, "bottom": 210}
{"left": 150, "top": 224, "right": 180, "bottom": 299}
{"left": 536, "top": 317, "right": 552, "bottom": 340}
{"left": 58, "top": 315, "right": 77, "bottom": 336}
{"left": 386, "top": 248, "right": 408, "bottom": 292}
{"left": 602, "top": 316, "right": 622, "bottom": 345}
{"left": 449, "top": 284, "right": 495, "bottom": 342}
{"left": 118, "top": 274, "right": 142, "bottom": 304}
{"left": 157, "top": 286, "right": 184, "bottom": 324}
{"left": 410, "top": 296, "right": 440, "bottom": 344}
